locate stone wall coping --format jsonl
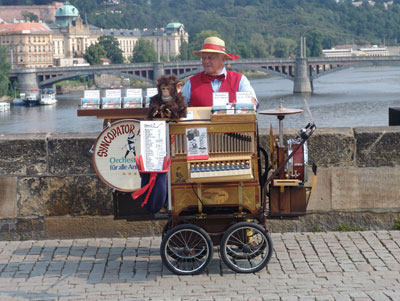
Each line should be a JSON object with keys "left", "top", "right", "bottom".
{"left": 0, "top": 125, "right": 399, "bottom": 139}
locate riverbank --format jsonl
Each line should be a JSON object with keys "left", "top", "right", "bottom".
{"left": 0, "top": 96, "right": 12, "bottom": 103}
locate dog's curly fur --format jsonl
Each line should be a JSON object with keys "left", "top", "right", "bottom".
{"left": 148, "top": 74, "right": 187, "bottom": 119}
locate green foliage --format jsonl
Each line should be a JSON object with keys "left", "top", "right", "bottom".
{"left": 235, "top": 41, "right": 254, "bottom": 59}
{"left": 83, "top": 43, "right": 107, "bottom": 65}
{"left": 69, "top": 0, "right": 98, "bottom": 15}
{"left": 130, "top": 39, "right": 157, "bottom": 63}
{"left": 273, "top": 37, "right": 297, "bottom": 58}
{"left": 55, "top": 79, "right": 86, "bottom": 87}
{"left": 8, "top": 0, "right": 400, "bottom": 58}
{"left": 309, "top": 225, "right": 325, "bottom": 233}
{"left": 22, "top": 11, "right": 38, "bottom": 22}
{"left": 0, "top": 46, "right": 10, "bottom": 97}
{"left": 392, "top": 219, "right": 400, "bottom": 230}
{"left": 98, "top": 35, "right": 124, "bottom": 64}
{"left": 333, "top": 224, "right": 366, "bottom": 232}
{"left": 305, "top": 31, "right": 323, "bottom": 57}
{"left": 179, "top": 39, "right": 190, "bottom": 61}
{"left": 248, "top": 33, "right": 273, "bottom": 58}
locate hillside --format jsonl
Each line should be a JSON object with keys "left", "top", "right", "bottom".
{"left": 3, "top": 0, "right": 400, "bottom": 58}
{"left": 73, "top": 0, "right": 400, "bottom": 58}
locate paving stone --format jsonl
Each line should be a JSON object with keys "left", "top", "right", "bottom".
{"left": 0, "top": 231, "right": 399, "bottom": 300}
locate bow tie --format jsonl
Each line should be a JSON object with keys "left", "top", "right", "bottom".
{"left": 201, "top": 73, "right": 226, "bottom": 83}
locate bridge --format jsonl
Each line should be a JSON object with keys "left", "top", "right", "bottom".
{"left": 9, "top": 55, "right": 400, "bottom": 94}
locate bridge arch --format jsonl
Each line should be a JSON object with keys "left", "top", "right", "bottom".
{"left": 311, "top": 60, "right": 400, "bottom": 80}
{"left": 230, "top": 65, "right": 294, "bottom": 81}
{"left": 39, "top": 70, "right": 152, "bottom": 87}
{"left": 175, "top": 64, "right": 294, "bottom": 81}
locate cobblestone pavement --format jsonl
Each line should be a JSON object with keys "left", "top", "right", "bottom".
{"left": 0, "top": 231, "right": 400, "bottom": 300}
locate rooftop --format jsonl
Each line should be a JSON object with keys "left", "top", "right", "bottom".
{"left": 55, "top": 2, "right": 79, "bottom": 17}
{"left": 0, "top": 22, "right": 51, "bottom": 34}
{"left": 166, "top": 22, "right": 184, "bottom": 29}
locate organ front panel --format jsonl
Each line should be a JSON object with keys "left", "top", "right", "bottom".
{"left": 168, "top": 116, "right": 260, "bottom": 216}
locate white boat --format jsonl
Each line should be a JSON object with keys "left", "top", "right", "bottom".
{"left": 40, "top": 88, "right": 57, "bottom": 105}
{"left": 23, "top": 90, "right": 40, "bottom": 106}
{"left": 0, "top": 102, "right": 10, "bottom": 111}
{"left": 12, "top": 98, "right": 24, "bottom": 106}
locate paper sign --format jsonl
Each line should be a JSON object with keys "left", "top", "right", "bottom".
{"left": 236, "top": 91, "right": 253, "bottom": 104}
{"left": 213, "top": 92, "right": 229, "bottom": 106}
{"left": 105, "top": 89, "right": 121, "bottom": 98}
{"left": 125, "top": 88, "right": 142, "bottom": 98}
{"left": 146, "top": 88, "right": 158, "bottom": 97}
{"left": 145, "top": 88, "right": 158, "bottom": 107}
{"left": 183, "top": 110, "right": 194, "bottom": 120}
{"left": 84, "top": 90, "right": 100, "bottom": 99}
{"left": 140, "top": 121, "right": 166, "bottom": 171}
{"left": 186, "top": 127, "right": 209, "bottom": 160}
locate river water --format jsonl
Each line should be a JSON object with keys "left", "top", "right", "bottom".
{"left": 1, "top": 66, "right": 400, "bottom": 134}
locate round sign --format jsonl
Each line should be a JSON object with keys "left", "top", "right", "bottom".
{"left": 92, "top": 119, "right": 141, "bottom": 192}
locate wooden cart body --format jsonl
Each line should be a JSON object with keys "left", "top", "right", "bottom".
{"left": 79, "top": 107, "right": 315, "bottom": 274}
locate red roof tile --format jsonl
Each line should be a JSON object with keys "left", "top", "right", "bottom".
{"left": 0, "top": 23, "right": 51, "bottom": 34}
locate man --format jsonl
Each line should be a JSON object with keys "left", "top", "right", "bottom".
{"left": 182, "top": 36, "right": 258, "bottom": 108}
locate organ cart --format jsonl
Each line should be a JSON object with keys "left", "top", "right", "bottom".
{"left": 78, "top": 104, "right": 316, "bottom": 275}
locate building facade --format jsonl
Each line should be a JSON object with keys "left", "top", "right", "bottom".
{"left": 101, "top": 22, "right": 188, "bottom": 61}
{"left": 322, "top": 45, "right": 390, "bottom": 58}
{"left": 0, "top": 23, "right": 53, "bottom": 68}
{"left": 0, "top": 2, "right": 188, "bottom": 68}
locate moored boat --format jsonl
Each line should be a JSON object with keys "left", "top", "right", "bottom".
{"left": 39, "top": 88, "right": 57, "bottom": 105}
{"left": 23, "top": 90, "right": 40, "bottom": 106}
{"left": 0, "top": 102, "right": 10, "bottom": 111}
{"left": 12, "top": 98, "right": 25, "bottom": 106}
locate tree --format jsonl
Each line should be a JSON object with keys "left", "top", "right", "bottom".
{"left": 69, "top": 0, "right": 97, "bottom": 15}
{"left": 305, "top": 31, "right": 323, "bottom": 57}
{"left": 179, "top": 39, "right": 190, "bottom": 61}
{"left": 248, "top": 33, "right": 272, "bottom": 58}
{"left": 22, "top": 11, "right": 39, "bottom": 22}
{"left": 273, "top": 38, "right": 297, "bottom": 58}
{"left": 0, "top": 46, "right": 10, "bottom": 97}
{"left": 321, "top": 35, "right": 337, "bottom": 49}
{"left": 235, "top": 41, "right": 254, "bottom": 59}
{"left": 83, "top": 43, "right": 107, "bottom": 65}
{"left": 98, "top": 35, "right": 124, "bottom": 64}
{"left": 131, "top": 39, "right": 157, "bottom": 63}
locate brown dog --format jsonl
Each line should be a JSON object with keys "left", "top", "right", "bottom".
{"left": 148, "top": 74, "right": 187, "bottom": 119}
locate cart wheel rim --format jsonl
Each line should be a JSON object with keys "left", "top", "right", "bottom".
{"left": 161, "top": 225, "right": 213, "bottom": 275}
{"left": 221, "top": 222, "right": 272, "bottom": 273}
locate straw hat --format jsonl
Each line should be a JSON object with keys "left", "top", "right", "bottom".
{"left": 193, "top": 37, "right": 239, "bottom": 61}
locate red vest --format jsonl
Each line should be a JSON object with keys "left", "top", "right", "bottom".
{"left": 190, "top": 70, "right": 242, "bottom": 107}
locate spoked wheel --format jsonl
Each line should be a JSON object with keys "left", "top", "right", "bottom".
{"left": 220, "top": 222, "right": 273, "bottom": 273}
{"left": 160, "top": 224, "right": 213, "bottom": 275}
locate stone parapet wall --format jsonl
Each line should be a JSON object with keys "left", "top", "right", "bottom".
{"left": 0, "top": 126, "right": 399, "bottom": 239}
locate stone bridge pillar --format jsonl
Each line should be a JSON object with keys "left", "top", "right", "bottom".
{"left": 153, "top": 62, "right": 164, "bottom": 83}
{"left": 17, "top": 69, "right": 39, "bottom": 93}
{"left": 293, "top": 58, "right": 312, "bottom": 93}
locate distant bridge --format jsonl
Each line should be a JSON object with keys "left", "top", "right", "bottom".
{"left": 9, "top": 56, "right": 400, "bottom": 94}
